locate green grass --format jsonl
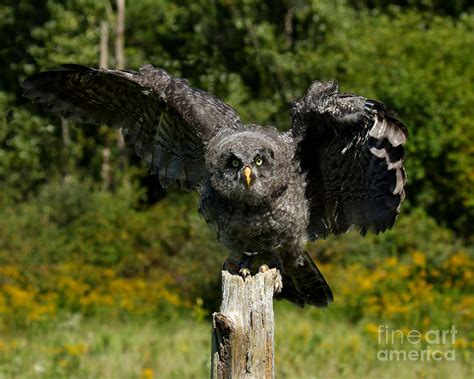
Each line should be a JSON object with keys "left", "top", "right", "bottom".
{"left": 0, "top": 303, "right": 472, "bottom": 378}
{"left": 0, "top": 315, "right": 210, "bottom": 378}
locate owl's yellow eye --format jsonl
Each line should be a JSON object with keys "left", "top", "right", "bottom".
{"left": 254, "top": 156, "right": 263, "bottom": 166}
{"left": 231, "top": 159, "right": 240, "bottom": 168}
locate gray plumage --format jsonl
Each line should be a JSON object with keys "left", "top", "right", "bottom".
{"left": 21, "top": 65, "right": 408, "bottom": 307}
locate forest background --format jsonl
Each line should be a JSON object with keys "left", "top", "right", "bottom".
{"left": 0, "top": 0, "right": 473, "bottom": 377}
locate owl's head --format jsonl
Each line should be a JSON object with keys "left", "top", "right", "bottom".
{"left": 205, "top": 126, "right": 294, "bottom": 204}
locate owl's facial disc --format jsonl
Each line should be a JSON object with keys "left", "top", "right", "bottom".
{"left": 206, "top": 128, "right": 292, "bottom": 204}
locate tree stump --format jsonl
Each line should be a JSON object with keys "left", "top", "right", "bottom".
{"left": 211, "top": 268, "right": 282, "bottom": 379}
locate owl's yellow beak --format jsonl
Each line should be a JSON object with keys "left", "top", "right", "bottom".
{"left": 243, "top": 166, "right": 252, "bottom": 187}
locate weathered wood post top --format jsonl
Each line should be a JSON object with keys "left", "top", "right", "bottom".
{"left": 211, "top": 268, "right": 282, "bottom": 379}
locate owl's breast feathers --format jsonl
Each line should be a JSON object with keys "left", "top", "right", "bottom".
{"left": 199, "top": 171, "right": 309, "bottom": 255}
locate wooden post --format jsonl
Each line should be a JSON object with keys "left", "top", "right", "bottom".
{"left": 211, "top": 269, "right": 282, "bottom": 379}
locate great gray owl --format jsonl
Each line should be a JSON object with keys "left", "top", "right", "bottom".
{"left": 21, "top": 64, "right": 407, "bottom": 307}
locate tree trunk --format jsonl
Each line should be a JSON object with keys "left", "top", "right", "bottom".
{"left": 61, "top": 117, "right": 71, "bottom": 180}
{"left": 211, "top": 269, "right": 281, "bottom": 379}
{"left": 114, "top": 0, "right": 126, "bottom": 169}
{"left": 99, "top": 20, "right": 113, "bottom": 190}
{"left": 115, "top": 0, "right": 125, "bottom": 70}
{"left": 100, "top": 21, "right": 109, "bottom": 68}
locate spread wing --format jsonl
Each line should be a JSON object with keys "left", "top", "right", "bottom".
{"left": 21, "top": 64, "right": 243, "bottom": 189}
{"left": 290, "top": 80, "right": 407, "bottom": 238}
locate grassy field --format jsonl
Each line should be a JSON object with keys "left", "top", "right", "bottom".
{"left": 0, "top": 251, "right": 472, "bottom": 378}
{"left": 0, "top": 302, "right": 471, "bottom": 379}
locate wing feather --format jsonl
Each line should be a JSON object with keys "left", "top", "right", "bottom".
{"left": 291, "top": 80, "right": 408, "bottom": 238}
{"left": 21, "top": 64, "right": 243, "bottom": 189}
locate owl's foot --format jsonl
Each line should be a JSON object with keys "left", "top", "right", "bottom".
{"left": 259, "top": 265, "right": 283, "bottom": 294}
{"left": 273, "top": 271, "right": 283, "bottom": 294}
{"left": 239, "top": 267, "right": 251, "bottom": 278}
{"left": 223, "top": 255, "right": 253, "bottom": 278}
{"left": 259, "top": 264, "right": 269, "bottom": 273}
{"left": 237, "top": 255, "right": 253, "bottom": 280}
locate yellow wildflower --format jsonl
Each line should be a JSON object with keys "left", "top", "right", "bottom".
{"left": 386, "top": 256, "right": 398, "bottom": 268}
{"left": 365, "top": 323, "right": 379, "bottom": 336}
{"left": 454, "top": 338, "right": 469, "bottom": 349}
{"left": 397, "top": 264, "right": 411, "bottom": 279}
{"left": 422, "top": 317, "right": 431, "bottom": 328}
{"left": 360, "top": 278, "right": 373, "bottom": 290}
{"left": 411, "top": 251, "right": 426, "bottom": 267}
{"left": 27, "top": 303, "right": 56, "bottom": 321}
{"left": 449, "top": 252, "right": 469, "bottom": 268}
{"left": 58, "top": 359, "right": 68, "bottom": 368}
{"left": 3, "top": 284, "right": 35, "bottom": 308}
{"left": 0, "top": 266, "right": 22, "bottom": 280}
{"left": 64, "top": 343, "right": 88, "bottom": 356}
{"left": 141, "top": 368, "right": 154, "bottom": 379}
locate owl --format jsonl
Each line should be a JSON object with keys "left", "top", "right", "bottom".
{"left": 22, "top": 64, "right": 407, "bottom": 307}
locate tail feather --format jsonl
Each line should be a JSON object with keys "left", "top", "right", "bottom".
{"left": 278, "top": 252, "right": 333, "bottom": 307}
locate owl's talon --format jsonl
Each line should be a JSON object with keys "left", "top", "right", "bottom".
{"left": 273, "top": 274, "right": 283, "bottom": 294}
{"left": 239, "top": 267, "right": 251, "bottom": 279}
{"left": 259, "top": 264, "right": 269, "bottom": 273}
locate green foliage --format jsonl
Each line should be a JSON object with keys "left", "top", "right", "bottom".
{"left": 0, "top": 92, "right": 61, "bottom": 200}
{"left": 1, "top": 180, "right": 471, "bottom": 315}
{"left": 28, "top": 0, "right": 105, "bottom": 71}
{"left": 309, "top": 208, "right": 469, "bottom": 266}
{"left": 0, "top": 0, "right": 49, "bottom": 97}
{"left": 5, "top": 0, "right": 472, "bottom": 235}
{"left": 0, "top": 179, "right": 225, "bottom": 307}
